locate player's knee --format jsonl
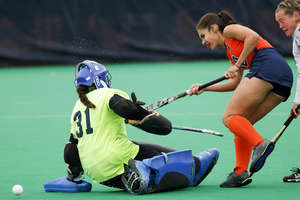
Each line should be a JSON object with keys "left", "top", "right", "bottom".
{"left": 222, "top": 114, "right": 231, "bottom": 127}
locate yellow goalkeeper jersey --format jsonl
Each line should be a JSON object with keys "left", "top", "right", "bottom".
{"left": 70, "top": 88, "right": 139, "bottom": 183}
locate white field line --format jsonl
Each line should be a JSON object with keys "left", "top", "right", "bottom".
{"left": 0, "top": 112, "right": 289, "bottom": 119}
{"left": 0, "top": 115, "right": 69, "bottom": 119}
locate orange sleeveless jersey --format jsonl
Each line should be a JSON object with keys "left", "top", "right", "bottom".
{"left": 224, "top": 37, "right": 273, "bottom": 69}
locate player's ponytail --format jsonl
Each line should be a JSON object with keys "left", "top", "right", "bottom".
{"left": 217, "top": 11, "right": 238, "bottom": 32}
{"left": 77, "top": 85, "right": 96, "bottom": 109}
{"left": 196, "top": 10, "right": 240, "bottom": 33}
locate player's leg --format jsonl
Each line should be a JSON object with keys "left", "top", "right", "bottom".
{"left": 221, "top": 77, "right": 274, "bottom": 185}
{"left": 122, "top": 149, "right": 219, "bottom": 195}
{"left": 131, "top": 140, "right": 177, "bottom": 154}
{"left": 131, "top": 140, "right": 217, "bottom": 187}
{"left": 247, "top": 89, "right": 286, "bottom": 125}
{"left": 233, "top": 136, "right": 253, "bottom": 174}
{"left": 223, "top": 77, "right": 273, "bottom": 145}
{"left": 246, "top": 88, "right": 285, "bottom": 175}
{"left": 223, "top": 77, "right": 274, "bottom": 126}
{"left": 220, "top": 135, "right": 252, "bottom": 187}
{"left": 100, "top": 174, "right": 127, "bottom": 189}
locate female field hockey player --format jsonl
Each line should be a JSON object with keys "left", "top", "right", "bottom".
{"left": 276, "top": 0, "right": 300, "bottom": 182}
{"left": 45, "top": 60, "right": 220, "bottom": 195}
{"left": 189, "top": 10, "right": 293, "bottom": 187}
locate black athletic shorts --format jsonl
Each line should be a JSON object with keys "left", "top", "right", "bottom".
{"left": 245, "top": 48, "right": 293, "bottom": 101}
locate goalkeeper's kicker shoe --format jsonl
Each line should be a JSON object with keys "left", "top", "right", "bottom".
{"left": 249, "top": 139, "right": 274, "bottom": 176}
{"left": 283, "top": 167, "right": 300, "bottom": 182}
{"left": 220, "top": 171, "right": 252, "bottom": 188}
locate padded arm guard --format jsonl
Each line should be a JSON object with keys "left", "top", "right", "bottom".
{"left": 64, "top": 134, "right": 84, "bottom": 183}
{"left": 110, "top": 94, "right": 150, "bottom": 120}
{"left": 126, "top": 111, "right": 172, "bottom": 135}
{"left": 110, "top": 93, "right": 172, "bottom": 135}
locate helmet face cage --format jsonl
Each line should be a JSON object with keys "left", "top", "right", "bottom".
{"left": 75, "top": 60, "right": 112, "bottom": 89}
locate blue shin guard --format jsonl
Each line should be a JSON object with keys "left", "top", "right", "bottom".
{"left": 44, "top": 177, "right": 92, "bottom": 193}
{"left": 122, "top": 148, "right": 219, "bottom": 195}
{"left": 122, "top": 150, "right": 195, "bottom": 194}
{"left": 143, "top": 149, "right": 195, "bottom": 193}
{"left": 190, "top": 148, "right": 219, "bottom": 187}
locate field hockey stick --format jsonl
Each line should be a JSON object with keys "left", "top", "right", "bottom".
{"left": 270, "top": 105, "right": 300, "bottom": 144}
{"left": 126, "top": 118, "right": 224, "bottom": 137}
{"left": 144, "top": 76, "right": 226, "bottom": 111}
{"left": 172, "top": 125, "right": 224, "bottom": 137}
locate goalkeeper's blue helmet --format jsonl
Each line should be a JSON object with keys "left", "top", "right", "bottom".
{"left": 75, "top": 60, "right": 112, "bottom": 89}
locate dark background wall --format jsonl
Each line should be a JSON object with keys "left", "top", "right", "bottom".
{"left": 0, "top": 0, "right": 292, "bottom": 67}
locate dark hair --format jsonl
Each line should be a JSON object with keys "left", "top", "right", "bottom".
{"left": 196, "top": 10, "right": 241, "bottom": 33}
{"left": 276, "top": 0, "right": 300, "bottom": 16}
{"left": 76, "top": 85, "right": 96, "bottom": 108}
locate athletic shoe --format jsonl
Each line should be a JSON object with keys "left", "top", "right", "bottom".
{"left": 283, "top": 167, "right": 300, "bottom": 182}
{"left": 220, "top": 171, "right": 252, "bottom": 188}
{"left": 121, "top": 159, "right": 150, "bottom": 195}
{"left": 249, "top": 139, "right": 274, "bottom": 176}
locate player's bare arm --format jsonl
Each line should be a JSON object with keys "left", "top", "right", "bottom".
{"left": 223, "top": 24, "right": 260, "bottom": 68}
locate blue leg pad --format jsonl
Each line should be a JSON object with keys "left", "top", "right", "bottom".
{"left": 143, "top": 149, "right": 195, "bottom": 186}
{"left": 142, "top": 150, "right": 195, "bottom": 193}
{"left": 191, "top": 148, "right": 220, "bottom": 187}
{"left": 44, "top": 177, "right": 92, "bottom": 193}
